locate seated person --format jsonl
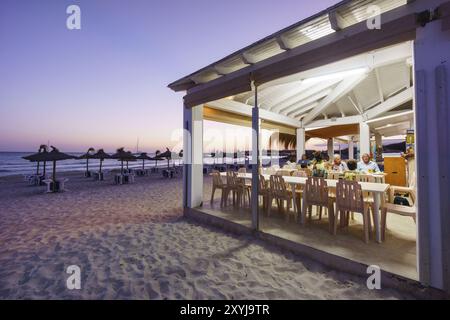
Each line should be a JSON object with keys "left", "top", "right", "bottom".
{"left": 344, "top": 159, "right": 358, "bottom": 180}
{"left": 331, "top": 155, "right": 348, "bottom": 172}
{"left": 297, "top": 154, "right": 310, "bottom": 168}
{"left": 357, "top": 153, "right": 381, "bottom": 173}
{"left": 312, "top": 152, "right": 326, "bottom": 177}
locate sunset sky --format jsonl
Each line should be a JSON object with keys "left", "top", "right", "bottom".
{"left": 0, "top": 0, "right": 340, "bottom": 152}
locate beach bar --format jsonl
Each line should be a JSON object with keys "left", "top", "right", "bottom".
{"left": 169, "top": 0, "right": 450, "bottom": 292}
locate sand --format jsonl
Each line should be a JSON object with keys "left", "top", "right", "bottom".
{"left": 0, "top": 171, "right": 413, "bottom": 299}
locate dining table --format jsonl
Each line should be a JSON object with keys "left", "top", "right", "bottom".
{"left": 219, "top": 172, "right": 390, "bottom": 243}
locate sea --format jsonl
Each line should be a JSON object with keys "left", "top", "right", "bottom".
{"left": 0, "top": 152, "right": 182, "bottom": 177}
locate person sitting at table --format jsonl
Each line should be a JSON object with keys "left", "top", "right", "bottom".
{"left": 344, "top": 159, "right": 358, "bottom": 180}
{"left": 331, "top": 154, "right": 348, "bottom": 172}
{"left": 297, "top": 154, "right": 310, "bottom": 168}
{"left": 357, "top": 153, "right": 381, "bottom": 173}
{"left": 312, "top": 152, "right": 326, "bottom": 177}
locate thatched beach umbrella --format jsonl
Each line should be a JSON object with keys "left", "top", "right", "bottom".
{"left": 178, "top": 150, "right": 183, "bottom": 166}
{"left": 78, "top": 147, "right": 96, "bottom": 177}
{"left": 23, "top": 144, "right": 49, "bottom": 176}
{"left": 31, "top": 146, "right": 75, "bottom": 191}
{"left": 158, "top": 148, "right": 172, "bottom": 169}
{"left": 92, "top": 149, "right": 111, "bottom": 174}
{"left": 136, "top": 152, "right": 151, "bottom": 170}
{"left": 111, "top": 148, "right": 136, "bottom": 175}
{"left": 154, "top": 150, "right": 161, "bottom": 169}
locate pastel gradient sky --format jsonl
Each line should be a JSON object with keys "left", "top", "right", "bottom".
{"left": 0, "top": 0, "right": 339, "bottom": 152}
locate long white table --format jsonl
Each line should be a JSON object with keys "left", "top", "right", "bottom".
{"left": 219, "top": 172, "right": 389, "bottom": 243}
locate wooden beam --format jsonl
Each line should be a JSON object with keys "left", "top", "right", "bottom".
{"left": 364, "top": 87, "right": 413, "bottom": 120}
{"left": 306, "top": 115, "right": 363, "bottom": 128}
{"left": 302, "top": 74, "right": 368, "bottom": 125}
{"left": 206, "top": 98, "right": 302, "bottom": 128}
{"left": 328, "top": 10, "right": 346, "bottom": 31}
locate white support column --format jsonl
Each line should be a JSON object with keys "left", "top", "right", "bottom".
{"left": 348, "top": 138, "right": 355, "bottom": 160}
{"left": 327, "top": 138, "right": 334, "bottom": 160}
{"left": 296, "top": 128, "right": 305, "bottom": 161}
{"left": 183, "top": 104, "right": 203, "bottom": 209}
{"left": 414, "top": 18, "right": 450, "bottom": 291}
{"left": 251, "top": 84, "right": 260, "bottom": 230}
{"left": 359, "top": 122, "right": 371, "bottom": 158}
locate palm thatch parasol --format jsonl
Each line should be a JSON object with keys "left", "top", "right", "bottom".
{"left": 23, "top": 144, "right": 49, "bottom": 176}
{"left": 158, "top": 148, "right": 172, "bottom": 169}
{"left": 135, "top": 152, "right": 151, "bottom": 170}
{"left": 92, "top": 149, "right": 111, "bottom": 174}
{"left": 153, "top": 150, "right": 161, "bottom": 169}
{"left": 30, "top": 146, "right": 75, "bottom": 191}
{"left": 78, "top": 147, "right": 96, "bottom": 177}
{"left": 111, "top": 148, "right": 136, "bottom": 175}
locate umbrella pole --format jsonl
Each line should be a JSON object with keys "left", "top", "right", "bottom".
{"left": 52, "top": 160, "right": 56, "bottom": 192}
{"left": 43, "top": 161, "right": 47, "bottom": 177}
{"left": 126, "top": 161, "right": 129, "bottom": 169}
{"left": 36, "top": 161, "right": 40, "bottom": 175}
{"left": 86, "top": 158, "right": 89, "bottom": 175}
{"left": 121, "top": 160, "right": 124, "bottom": 176}
{"left": 100, "top": 159, "right": 103, "bottom": 174}
{"left": 142, "top": 159, "right": 145, "bottom": 170}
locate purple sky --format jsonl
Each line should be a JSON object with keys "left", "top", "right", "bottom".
{"left": 0, "top": 0, "right": 339, "bottom": 152}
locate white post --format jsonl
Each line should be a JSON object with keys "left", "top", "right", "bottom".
{"left": 327, "top": 138, "right": 334, "bottom": 160}
{"left": 183, "top": 104, "right": 203, "bottom": 208}
{"left": 359, "top": 122, "right": 371, "bottom": 158}
{"left": 348, "top": 138, "right": 354, "bottom": 160}
{"left": 414, "top": 18, "right": 450, "bottom": 291}
{"left": 251, "top": 84, "right": 260, "bottom": 230}
{"left": 296, "top": 128, "right": 305, "bottom": 162}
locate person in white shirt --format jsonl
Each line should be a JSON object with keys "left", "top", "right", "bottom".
{"left": 357, "top": 153, "right": 381, "bottom": 172}
{"left": 331, "top": 154, "right": 348, "bottom": 172}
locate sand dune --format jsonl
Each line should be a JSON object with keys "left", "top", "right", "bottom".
{"left": 0, "top": 172, "right": 412, "bottom": 299}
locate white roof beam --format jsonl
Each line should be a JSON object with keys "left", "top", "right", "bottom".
{"left": 285, "top": 89, "right": 334, "bottom": 117}
{"left": 302, "top": 73, "right": 369, "bottom": 125}
{"left": 241, "top": 52, "right": 258, "bottom": 65}
{"left": 270, "top": 78, "right": 341, "bottom": 113}
{"left": 328, "top": 10, "right": 346, "bottom": 31}
{"left": 305, "top": 115, "right": 363, "bottom": 128}
{"left": 374, "top": 68, "right": 385, "bottom": 103}
{"left": 207, "top": 98, "right": 302, "bottom": 128}
{"left": 275, "top": 35, "right": 295, "bottom": 50}
{"left": 348, "top": 95, "right": 363, "bottom": 114}
{"left": 364, "top": 87, "right": 413, "bottom": 120}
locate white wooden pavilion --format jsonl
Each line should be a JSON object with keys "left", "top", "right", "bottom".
{"left": 168, "top": 0, "right": 450, "bottom": 293}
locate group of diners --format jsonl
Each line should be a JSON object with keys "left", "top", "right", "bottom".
{"left": 209, "top": 152, "right": 416, "bottom": 244}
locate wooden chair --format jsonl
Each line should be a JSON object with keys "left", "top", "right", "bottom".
{"left": 302, "top": 177, "right": 334, "bottom": 228}
{"left": 291, "top": 170, "right": 307, "bottom": 214}
{"left": 335, "top": 180, "right": 374, "bottom": 243}
{"left": 258, "top": 175, "right": 271, "bottom": 213}
{"left": 268, "top": 175, "right": 295, "bottom": 221}
{"left": 210, "top": 170, "right": 226, "bottom": 206}
{"left": 224, "top": 171, "right": 250, "bottom": 208}
{"left": 381, "top": 190, "right": 416, "bottom": 241}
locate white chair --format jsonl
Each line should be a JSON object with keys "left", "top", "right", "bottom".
{"left": 381, "top": 190, "right": 416, "bottom": 241}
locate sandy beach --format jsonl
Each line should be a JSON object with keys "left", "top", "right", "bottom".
{"left": 0, "top": 171, "right": 413, "bottom": 299}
